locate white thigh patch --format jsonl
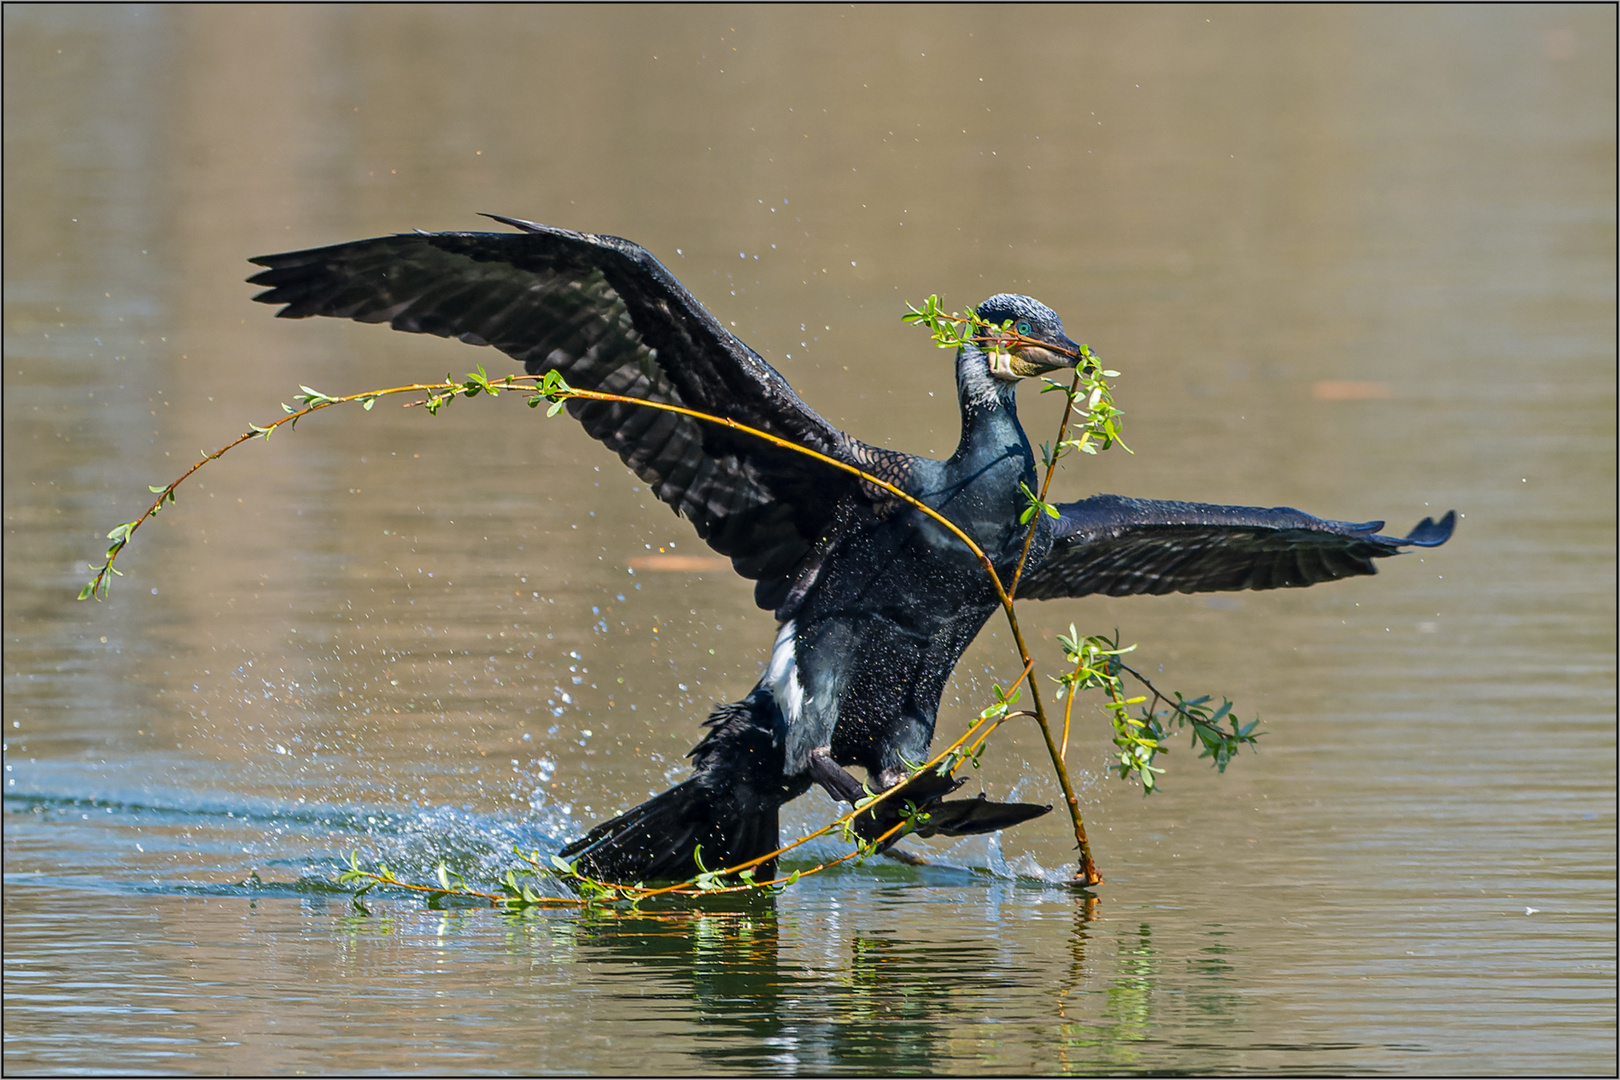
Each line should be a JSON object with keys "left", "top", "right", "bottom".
{"left": 765, "top": 619, "right": 805, "bottom": 725}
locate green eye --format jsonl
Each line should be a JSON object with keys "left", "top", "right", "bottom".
{"left": 1015, "top": 320, "right": 1032, "bottom": 336}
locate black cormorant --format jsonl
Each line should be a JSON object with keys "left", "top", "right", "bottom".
{"left": 248, "top": 215, "right": 1455, "bottom": 881}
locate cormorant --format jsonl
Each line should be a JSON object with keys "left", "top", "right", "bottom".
{"left": 248, "top": 215, "right": 1455, "bottom": 881}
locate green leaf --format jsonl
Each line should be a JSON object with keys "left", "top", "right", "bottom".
{"left": 1017, "top": 480, "right": 1058, "bottom": 523}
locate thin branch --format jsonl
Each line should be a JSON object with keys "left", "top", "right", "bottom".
{"left": 1116, "top": 661, "right": 1240, "bottom": 743}
{"left": 87, "top": 355, "right": 1115, "bottom": 887}
{"left": 1009, "top": 368, "right": 1084, "bottom": 601}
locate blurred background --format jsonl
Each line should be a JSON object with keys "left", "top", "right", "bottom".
{"left": 4, "top": 5, "right": 1614, "bottom": 1074}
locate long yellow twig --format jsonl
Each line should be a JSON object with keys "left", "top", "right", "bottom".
{"left": 86, "top": 365, "right": 1104, "bottom": 886}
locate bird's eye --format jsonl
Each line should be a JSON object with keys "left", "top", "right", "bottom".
{"left": 1015, "top": 320, "right": 1032, "bottom": 337}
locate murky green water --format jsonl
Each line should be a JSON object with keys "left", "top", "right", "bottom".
{"left": 5, "top": 6, "right": 1614, "bottom": 1074}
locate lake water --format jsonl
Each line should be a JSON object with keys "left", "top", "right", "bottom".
{"left": 4, "top": 6, "right": 1615, "bottom": 1074}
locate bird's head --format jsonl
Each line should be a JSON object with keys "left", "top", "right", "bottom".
{"left": 971, "top": 295, "right": 1083, "bottom": 381}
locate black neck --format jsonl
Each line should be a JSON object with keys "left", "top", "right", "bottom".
{"left": 952, "top": 343, "right": 1026, "bottom": 462}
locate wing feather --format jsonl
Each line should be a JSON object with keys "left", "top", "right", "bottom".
{"left": 1018, "top": 494, "right": 1456, "bottom": 599}
{"left": 249, "top": 217, "right": 880, "bottom": 613}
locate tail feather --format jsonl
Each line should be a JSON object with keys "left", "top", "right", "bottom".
{"left": 559, "top": 688, "right": 807, "bottom": 883}
{"left": 558, "top": 778, "right": 779, "bottom": 882}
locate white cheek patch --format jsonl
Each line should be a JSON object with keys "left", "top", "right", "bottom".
{"left": 987, "top": 348, "right": 1019, "bottom": 381}
{"left": 765, "top": 619, "right": 805, "bottom": 725}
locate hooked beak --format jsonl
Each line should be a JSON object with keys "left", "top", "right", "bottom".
{"left": 986, "top": 333, "right": 1084, "bottom": 381}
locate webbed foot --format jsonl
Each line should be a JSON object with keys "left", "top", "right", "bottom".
{"left": 808, "top": 748, "right": 1050, "bottom": 849}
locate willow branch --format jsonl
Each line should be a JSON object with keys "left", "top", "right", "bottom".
{"left": 88, "top": 364, "right": 1105, "bottom": 887}
{"left": 1009, "top": 369, "right": 1084, "bottom": 601}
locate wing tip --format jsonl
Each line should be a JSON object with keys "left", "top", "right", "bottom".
{"left": 1403, "top": 509, "right": 1457, "bottom": 547}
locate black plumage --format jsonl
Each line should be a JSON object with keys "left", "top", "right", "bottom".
{"left": 1019, "top": 495, "right": 1456, "bottom": 599}
{"left": 248, "top": 215, "right": 900, "bottom": 616}
{"left": 248, "top": 215, "right": 1455, "bottom": 882}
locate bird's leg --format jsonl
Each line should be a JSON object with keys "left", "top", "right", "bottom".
{"left": 808, "top": 747, "right": 909, "bottom": 847}
{"left": 811, "top": 747, "right": 1042, "bottom": 850}
{"left": 807, "top": 746, "right": 867, "bottom": 805}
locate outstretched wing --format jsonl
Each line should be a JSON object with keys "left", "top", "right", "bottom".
{"left": 248, "top": 215, "right": 885, "bottom": 613}
{"left": 1017, "top": 494, "right": 1456, "bottom": 599}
